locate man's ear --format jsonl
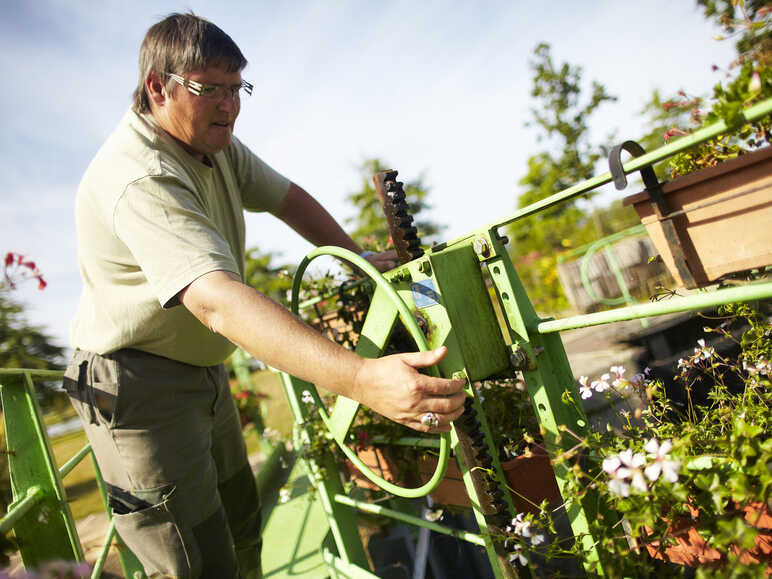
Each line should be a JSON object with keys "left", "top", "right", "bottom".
{"left": 145, "top": 71, "right": 167, "bottom": 108}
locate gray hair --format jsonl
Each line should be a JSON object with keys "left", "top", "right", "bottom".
{"left": 133, "top": 12, "right": 247, "bottom": 113}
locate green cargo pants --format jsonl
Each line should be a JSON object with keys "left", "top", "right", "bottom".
{"left": 63, "top": 348, "right": 262, "bottom": 578}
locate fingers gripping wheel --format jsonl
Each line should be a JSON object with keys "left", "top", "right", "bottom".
{"left": 289, "top": 246, "right": 451, "bottom": 499}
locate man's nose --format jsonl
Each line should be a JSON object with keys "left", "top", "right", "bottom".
{"left": 217, "top": 92, "right": 238, "bottom": 113}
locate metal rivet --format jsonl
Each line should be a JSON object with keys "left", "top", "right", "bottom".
{"left": 473, "top": 238, "right": 490, "bottom": 257}
{"left": 508, "top": 346, "right": 529, "bottom": 371}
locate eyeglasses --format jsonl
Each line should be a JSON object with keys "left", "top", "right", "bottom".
{"left": 165, "top": 72, "right": 253, "bottom": 101}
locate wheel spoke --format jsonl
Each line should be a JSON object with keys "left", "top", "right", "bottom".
{"left": 330, "top": 286, "right": 399, "bottom": 443}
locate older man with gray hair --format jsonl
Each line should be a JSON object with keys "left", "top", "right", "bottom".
{"left": 64, "top": 12, "right": 465, "bottom": 578}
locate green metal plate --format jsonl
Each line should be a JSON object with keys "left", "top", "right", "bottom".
{"left": 261, "top": 463, "right": 332, "bottom": 578}
{"left": 420, "top": 245, "right": 510, "bottom": 381}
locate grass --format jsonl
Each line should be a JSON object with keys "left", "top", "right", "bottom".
{"left": 51, "top": 430, "right": 104, "bottom": 520}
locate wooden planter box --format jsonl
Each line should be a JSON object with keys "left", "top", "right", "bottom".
{"left": 418, "top": 445, "right": 562, "bottom": 514}
{"left": 623, "top": 146, "right": 772, "bottom": 288}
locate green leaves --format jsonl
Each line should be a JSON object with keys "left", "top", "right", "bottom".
{"left": 559, "top": 303, "right": 771, "bottom": 574}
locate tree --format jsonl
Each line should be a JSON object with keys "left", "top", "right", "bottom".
{"left": 508, "top": 43, "right": 622, "bottom": 313}
{"left": 242, "top": 246, "right": 295, "bottom": 307}
{"left": 0, "top": 291, "right": 64, "bottom": 371}
{"left": 345, "top": 158, "right": 444, "bottom": 249}
{"left": 698, "top": 0, "right": 772, "bottom": 62}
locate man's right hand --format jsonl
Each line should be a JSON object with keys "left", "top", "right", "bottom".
{"left": 351, "top": 346, "right": 467, "bottom": 433}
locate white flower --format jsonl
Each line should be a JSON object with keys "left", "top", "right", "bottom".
{"left": 602, "top": 455, "right": 621, "bottom": 474}
{"left": 608, "top": 477, "right": 631, "bottom": 497}
{"left": 604, "top": 449, "right": 648, "bottom": 496}
{"left": 694, "top": 339, "right": 715, "bottom": 360}
{"left": 610, "top": 365, "right": 625, "bottom": 378}
{"left": 592, "top": 373, "right": 611, "bottom": 393}
{"left": 301, "top": 390, "right": 315, "bottom": 405}
{"left": 530, "top": 533, "right": 546, "bottom": 546}
{"left": 745, "top": 358, "right": 771, "bottom": 377}
{"left": 643, "top": 438, "right": 681, "bottom": 483}
{"left": 609, "top": 365, "right": 627, "bottom": 388}
{"left": 509, "top": 544, "right": 528, "bottom": 566}
{"left": 509, "top": 513, "right": 532, "bottom": 537}
{"left": 578, "top": 376, "right": 593, "bottom": 399}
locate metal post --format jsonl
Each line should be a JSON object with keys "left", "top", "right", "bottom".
{"left": 0, "top": 371, "right": 84, "bottom": 566}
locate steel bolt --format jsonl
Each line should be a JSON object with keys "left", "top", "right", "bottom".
{"left": 394, "top": 269, "right": 411, "bottom": 282}
{"left": 508, "top": 346, "right": 529, "bottom": 370}
{"left": 473, "top": 238, "right": 490, "bottom": 257}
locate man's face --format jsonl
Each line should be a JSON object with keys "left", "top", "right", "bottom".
{"left": 154, "top": 65, "right": 242, "bottom": 161}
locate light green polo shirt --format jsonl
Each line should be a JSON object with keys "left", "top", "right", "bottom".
{"left": 70, "top": 109, "right": 290, "bottom": 366}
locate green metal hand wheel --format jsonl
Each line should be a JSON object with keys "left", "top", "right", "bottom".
{"left": 290, "top": 246, "right": 451, "bottom": 498}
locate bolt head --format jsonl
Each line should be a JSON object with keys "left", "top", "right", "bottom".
{"left": 509, "top": 349, "right": 528, "bottom": 370}
{"left": 473, "top": 238, "right": 490, "bottom": 257}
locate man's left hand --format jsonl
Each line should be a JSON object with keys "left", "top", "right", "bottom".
{"left": 364, "top": 249, "right": 399, "bottom": 273}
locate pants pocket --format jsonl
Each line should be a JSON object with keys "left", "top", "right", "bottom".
{"left": 62, "top": 350, "right": 120, "bottom": 427}
{"left": 112, "top": 487, "right": 201, "bottom": 578}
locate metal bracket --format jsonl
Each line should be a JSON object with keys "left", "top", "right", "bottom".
{"left": 609, "top": 140, "right": 698, "bottom": 288}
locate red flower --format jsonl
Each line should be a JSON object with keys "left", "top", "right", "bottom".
{"left": 664, "top": 128, "right": 689, "bottom": 142}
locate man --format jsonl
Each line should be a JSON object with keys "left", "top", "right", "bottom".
{"left": 64, "top": 12, "right": 465, "bottom": 578}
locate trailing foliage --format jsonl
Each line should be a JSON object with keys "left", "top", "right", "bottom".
{"left": 508, "top": 43, "right": 634, "bottom": 314}
{"left": 505, "top": 302, "right": 772, "bottom": 577}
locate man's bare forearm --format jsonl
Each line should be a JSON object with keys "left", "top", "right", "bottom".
{"left": 180, "top": 270, "right": 365, "bottom": 399}
{"left": 181, "top": 270, "right": 467, "bottom": 432}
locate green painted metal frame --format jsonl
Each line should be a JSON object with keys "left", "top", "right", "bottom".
{"left": 278, "top": 97, "right": 772, "bottom": 578}
{"left": 0, "top": 369, "right": 146, "bottom": 578}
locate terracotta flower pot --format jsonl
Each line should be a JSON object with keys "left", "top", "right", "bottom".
{"left": 623, "top": 146, "right": 772, "bottom": 289}
{"left": 344, "top": 446, "right": 402, "bottom": 491}
{"left": 644, "top": 501, "right": 772, "bottom": 570}
{"left": 418, "top": 445, "right": 562, "bottom": 514}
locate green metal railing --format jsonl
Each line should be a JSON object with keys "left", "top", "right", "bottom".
{"left": 0, "top": 369, "right": 145, "bottom": 578}
{"left": 556, "top": 224, "right": 652, "bottom": 327}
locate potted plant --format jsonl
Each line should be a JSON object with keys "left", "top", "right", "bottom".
{"left": 416, "top": 378, "right": 561, "bottom": 514}
{"left": 622, "top": 145, "right": 772, "bottom": 288}
{"left": 503, "top": 301, "right": 771, "bottom": 577}
{"left": 622, "top": 9, "right": 771, "bottom": 289}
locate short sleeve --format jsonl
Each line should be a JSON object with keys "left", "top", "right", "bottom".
{"left": 114, "top": 176, "right": 241, "bottom": 308}
{"left": 225, "top": 136, "right": 291, "bottom": 213}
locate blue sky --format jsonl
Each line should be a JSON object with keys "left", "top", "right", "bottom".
{"left": 0, "top": 1, "right": 734, "bottom": 350}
